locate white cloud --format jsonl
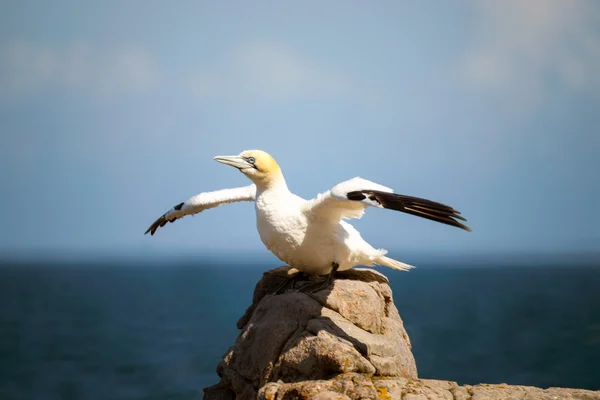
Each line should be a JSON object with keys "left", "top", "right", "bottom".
{"left": 189, "top": 40, "right": 349, "bottom": 103}
{"left": 0, "top": 40, "right": 159, "bottom": 100}
{"left": 461, "top": 0, "right": 600, "bottom": 110}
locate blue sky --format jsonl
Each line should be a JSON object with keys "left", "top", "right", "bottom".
{"left": 1, "top": 1, "right": 599, "bottom": 259}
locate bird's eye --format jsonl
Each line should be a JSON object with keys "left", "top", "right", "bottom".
{"left": 247, "top": 157, "right": 256, "bottom": 164}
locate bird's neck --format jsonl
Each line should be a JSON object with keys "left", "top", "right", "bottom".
{"left": 254, "top": 170, "right": 289, "bottom": 194}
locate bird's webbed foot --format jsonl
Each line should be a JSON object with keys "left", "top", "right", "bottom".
{"left": 299, "top": 262, "right": 340, "bottom": 294}
{"left": 273, "top": 270, "right": 310, "bottom": 295}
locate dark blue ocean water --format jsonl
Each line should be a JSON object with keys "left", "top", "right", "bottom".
{"left": 1, "top": 258, "right": 599, "bottom": 399}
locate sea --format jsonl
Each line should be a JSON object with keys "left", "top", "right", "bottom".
{"left": 1, "top": 255, "right": 599, "bottom": 400}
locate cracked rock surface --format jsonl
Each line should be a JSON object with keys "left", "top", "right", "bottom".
{"left": 204, "top": 267, "right": 600, "bottom": 400}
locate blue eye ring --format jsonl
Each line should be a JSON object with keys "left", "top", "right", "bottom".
{"left": 247, "top": 157, "right": 256, "bottom": 164}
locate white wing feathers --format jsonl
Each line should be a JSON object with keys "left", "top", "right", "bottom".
{"left": 305, "top": 177, "right": 392, "bottom": 221}
{"left": 305, "top": 177, "right": 471, "bottom": 231}
{"left": 145, "top": 185, "right": 256, "bottom": 236}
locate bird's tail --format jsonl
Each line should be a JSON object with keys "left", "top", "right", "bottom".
{"left": 375, "top": 255, "right": 415, "bottom": 271}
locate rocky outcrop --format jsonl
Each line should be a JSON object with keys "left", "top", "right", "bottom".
{"left": 259, "top": 374, "right": 600, "bottom": 400}
{"left": 204, "top": 267, "right": 600, "bottom": 400}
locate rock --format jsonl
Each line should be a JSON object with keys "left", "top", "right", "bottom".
{"left": 204, "top": 266, "right": 600, "bottom": 400}
{"left": 205, "top": 266, "right": 417, "bottom": 399}
{"left": 256, "top": 374, "right": 600, "bottom": 400}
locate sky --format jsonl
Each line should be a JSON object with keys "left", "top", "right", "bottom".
{"left": 1, "top": 1, "right": 599, "bottom": 260}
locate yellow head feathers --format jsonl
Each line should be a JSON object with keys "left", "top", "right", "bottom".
{"left": 214, "top": 150, "right": 285, "bottom": 189}
{"left": 239, "top": 150, "right": 280, "bottom": 175}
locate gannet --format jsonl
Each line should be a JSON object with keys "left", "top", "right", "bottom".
{"left": 145, "top": 150, "right": 470, "bottom": 290}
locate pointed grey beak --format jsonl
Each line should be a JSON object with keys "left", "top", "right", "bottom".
{"left": 213, "top": 155, "right": 252, "bottom": 170}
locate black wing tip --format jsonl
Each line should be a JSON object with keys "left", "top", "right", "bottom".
{"left": 144, "top": 223, "right": 158, "bottom": 236}
{"left": 144, "top": 221, "right": 156, "bottom": 235}
{"left": 144, "top": 214, "right": 168, "bottom": 236}
{"left": 454, "top": 214, "right": 467, "bottom": 222}
{"left": 350, "top": 189, "right": 472, "bottom": 232}
{"left": 417, "top": 212, "right": 472, "bottom": 232}
{"left": 452, "top": 220, "right": 472, "bottom": 232}
{"left": 145, "top": 200, "right": 187, "bottom": 236}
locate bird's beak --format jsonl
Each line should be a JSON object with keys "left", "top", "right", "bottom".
{"left": 213, "top": 155, "right": 252, "bottom": 170}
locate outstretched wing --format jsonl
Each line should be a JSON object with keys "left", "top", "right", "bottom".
{"left": 145, "top": 185, "right": 256, "bottom": 236}
{"left": 304, "top": 177, "right": 470, "bottom": 231}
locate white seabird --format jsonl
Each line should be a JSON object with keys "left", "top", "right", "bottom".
{"left": 145, "top": 150, "right": 470, "bottom": 290}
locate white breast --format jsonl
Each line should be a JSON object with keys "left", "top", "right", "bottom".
{"left": 255, "top": 191, "right": 338, "bottom": 273}
{"left": 256, "top": 192, "right": 304, "bottom": 253}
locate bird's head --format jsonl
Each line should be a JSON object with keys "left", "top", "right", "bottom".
{"left": 214, "top": 150, "right": 284, "bottom": 188}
